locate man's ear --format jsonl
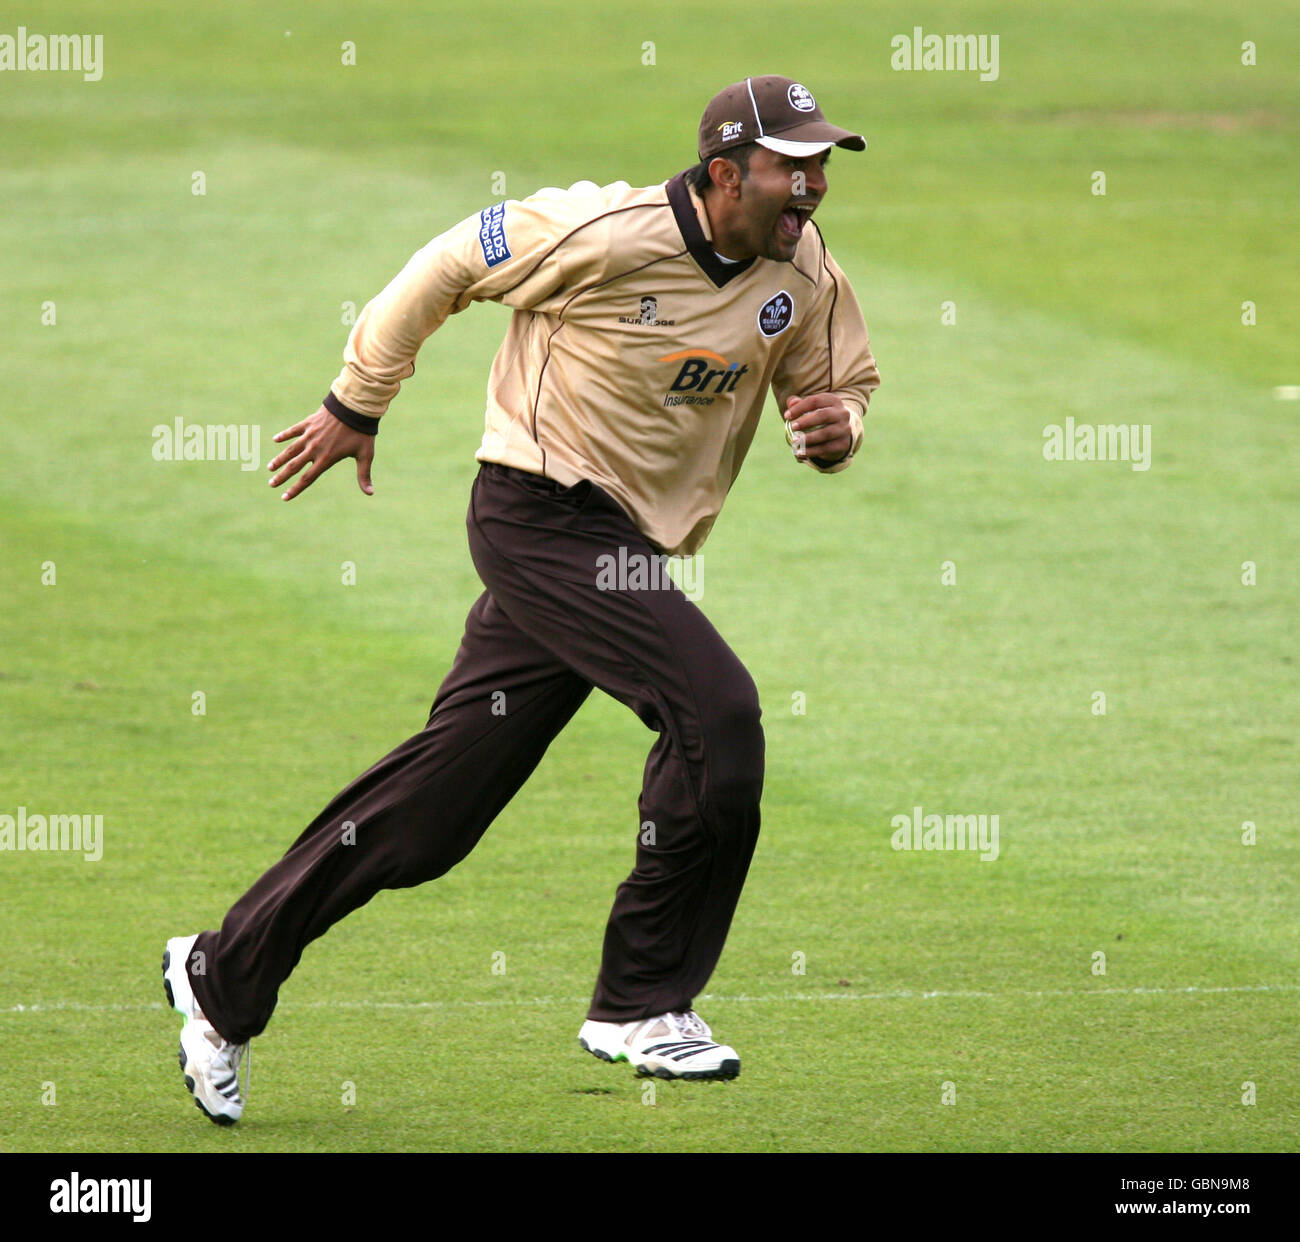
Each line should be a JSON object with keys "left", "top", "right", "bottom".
{"left": 708, "top": 156, "right": 742, "bottom": 196}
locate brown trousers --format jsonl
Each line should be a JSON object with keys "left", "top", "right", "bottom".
{"left": 189, "top": 463, "right": 764, "bottom": 1042}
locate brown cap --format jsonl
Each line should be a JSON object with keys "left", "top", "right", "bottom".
{"left": 698, "top": 75, "right": 866, "bottom": 161}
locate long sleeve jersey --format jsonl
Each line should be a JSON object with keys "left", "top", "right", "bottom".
{"left": 326, "top": 170, "right": 880, "bottom": 556}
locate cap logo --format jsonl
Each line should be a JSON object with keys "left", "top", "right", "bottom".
{"left": 787, "top": 83, "right": 816, "bottom": 112}
{"left": 717, "top": 120, "right": 745, "bottom": 141}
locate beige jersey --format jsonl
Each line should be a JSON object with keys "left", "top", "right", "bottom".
{"left": 327, "top": 171, "right": 880, "bottom": 556}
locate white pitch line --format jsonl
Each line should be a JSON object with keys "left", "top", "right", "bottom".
{"left": 3, "top": 982, "right": 1296, "bottom": 1017}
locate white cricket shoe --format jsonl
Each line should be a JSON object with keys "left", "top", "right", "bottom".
{"left": 162, "top": 934, "right": 249, "bottom": 1125}
{"left": 579, "top": 1010, "right": 740, "bottom": 1080}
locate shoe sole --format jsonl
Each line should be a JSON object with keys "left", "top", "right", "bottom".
{"left": 160, "top": 946, "right": 180, "bottom": 1012}
{"left": 162, "top": 945, "right": 239, "bottom": 1126}
{"left": 579, "top": 1036, "right": 740, "bottom": 1081}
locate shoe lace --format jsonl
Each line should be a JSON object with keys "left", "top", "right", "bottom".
{"left": 671, "top": 1010, "right": 709, "bottom": 1040}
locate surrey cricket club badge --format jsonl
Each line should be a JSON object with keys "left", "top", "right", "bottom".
{"left": 787, "top": 83, "right": 816, "bottom": 112}
{"left": 757, "top": 291, "right": 794, "bottom": 338}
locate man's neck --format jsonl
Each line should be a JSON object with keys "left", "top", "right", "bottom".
{"left": 698, "top": 186, "right": 752, "bottom": 262}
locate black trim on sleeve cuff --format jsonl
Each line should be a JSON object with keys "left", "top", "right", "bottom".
{"left": 323, "top": 391, "right": 380, "bottom": 436}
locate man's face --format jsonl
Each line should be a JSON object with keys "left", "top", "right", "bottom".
{"left": 731, "top": 145, "right": 830, "bottom": 262}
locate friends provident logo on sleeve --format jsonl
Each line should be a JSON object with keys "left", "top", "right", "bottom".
{"left": 478, "top": 202, "right": 512, "bottom": 268}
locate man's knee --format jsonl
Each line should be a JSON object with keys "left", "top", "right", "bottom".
{"left": 703, "top": 671, "right": 765, "bottom": 813}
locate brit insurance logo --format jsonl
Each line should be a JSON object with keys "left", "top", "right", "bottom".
{"left": 788, "top": 83, "right": 816, "bottom": 112}
{"left": 478, "top": 202, "right": 511, "bottom": 268}
{"left": 618, "top": 294, "right": 675, "bottom": 327}
{"left": 717, "top": 120, "right": 745, "bottom": 142}
{"left": 757, "top": 290, "right": 794, "bottom": 338}
{"left": 659, "top": 349, "right": 750, "bottom": 407}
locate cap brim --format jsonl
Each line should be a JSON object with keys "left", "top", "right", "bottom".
{"left": 757, "top": 125, "right": 866, "bottom": 156}
{"left": 756, "top": 136, "right": 834, "bottom": 156}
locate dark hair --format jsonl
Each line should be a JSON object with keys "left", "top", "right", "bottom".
{"left": 684, "top": 142, "right": 757, "bottom": 194}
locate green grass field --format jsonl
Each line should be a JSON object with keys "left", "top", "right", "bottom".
{"left": 2, "top": 1, "right": 1296, "bottom": 1153}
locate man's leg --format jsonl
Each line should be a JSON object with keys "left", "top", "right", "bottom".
{"left": 187, "top": 589, "right": 591, "bottom": 1044}
{"left": 466, "top": 464, "right": 765, "bottom": 1024}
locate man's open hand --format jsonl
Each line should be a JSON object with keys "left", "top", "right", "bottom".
{"left": 268, "top": 405, "right": 375, "bottom": 500}
{"left": 784, "top": 393, "right": 853, "bottom": 465}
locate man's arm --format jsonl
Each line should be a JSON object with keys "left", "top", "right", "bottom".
{"left": 271, "top": 182, "right": 617, "bottom": 499}
{"left": 770, "top": 232, "right": 879, "bottom": 471}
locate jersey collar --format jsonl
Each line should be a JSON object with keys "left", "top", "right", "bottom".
{"left": 665, "top": 172, "right": 756, "bottom": 288}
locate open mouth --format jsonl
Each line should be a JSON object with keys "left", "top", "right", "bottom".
{"left": 778, "top": 202, "right": 816, "bottom": 240}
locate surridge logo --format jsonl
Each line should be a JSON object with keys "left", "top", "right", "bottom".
{"left": 618, "top": 294, "right": 675, "bottom": 327}
{"left": 659, "top": 349, "right": 749, "bottom": 407}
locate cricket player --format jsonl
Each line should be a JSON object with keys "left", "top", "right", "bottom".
{"left": 162, "top": 75, "right": 879, "bottom": 1124}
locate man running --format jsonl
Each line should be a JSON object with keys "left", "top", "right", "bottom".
{"left": 162, "top": 74, "right": 879, "bottom": 1124}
